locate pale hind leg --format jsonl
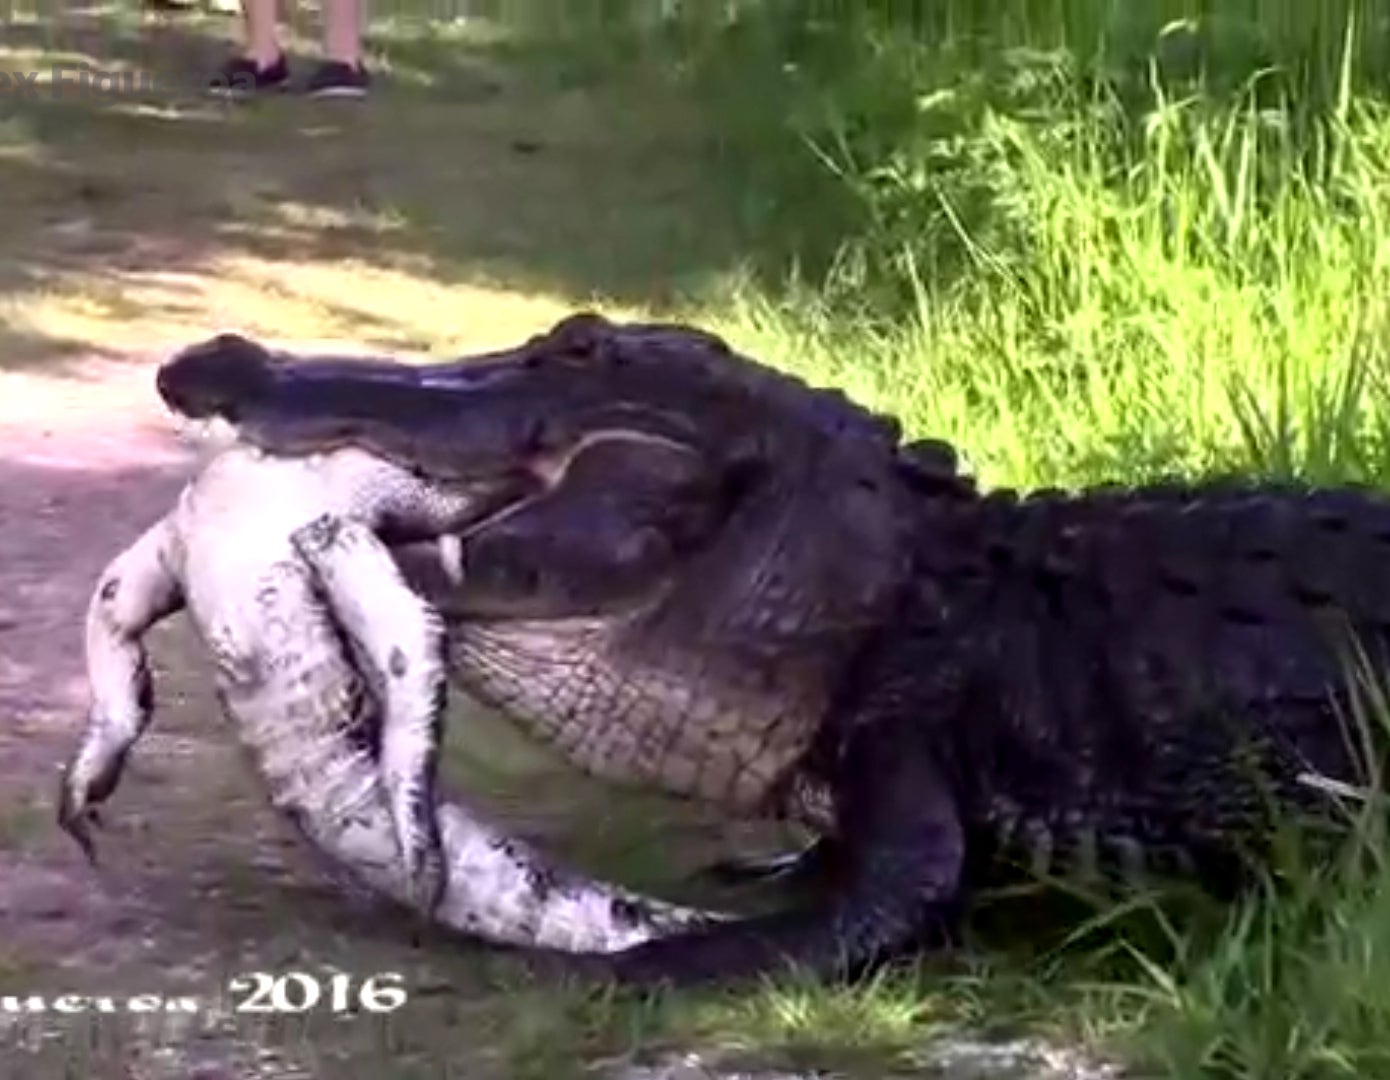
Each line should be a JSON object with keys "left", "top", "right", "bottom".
{"left": 58, "top": 515, "right": 185, "bottom": 862}
{"left": 290, "top": 513, "right": 447, "bottom": 919}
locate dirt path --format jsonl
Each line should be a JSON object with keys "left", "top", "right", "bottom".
{"left": 0, "top": 356, "right": 546, "bottom": 1079}
{"left": 0, "top": 357, "right": 312, "bottom": 1075}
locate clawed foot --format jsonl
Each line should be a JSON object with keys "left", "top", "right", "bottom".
{"left": 509, "top": 928, "right": 796, "bottom": 992}
{"left": 399, "top": 825, "right": 448, "bottom": 920}
{"left": 697, "top": 837, "right": 837, "bottom": 890}
{"left": 56, "top": 743, "right": 128, "bottom": 866}
{"left": 386, "top": 778, "right": 448, "bottom": 921}
{"left": 491, "top": 922, "right": 742, "bottom": 993}
{"left": 56, "top": 787, "right": 103, "bottom": 865}
{"left": 510, "top": 903, "right": 959, "bottom": 993}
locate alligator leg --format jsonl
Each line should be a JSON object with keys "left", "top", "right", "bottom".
{"left": 288, "top": 513, "right": 448, "bottom": 920}
{"left": 545, "top": 712, "right": 966, "bottom": 987}
{"left": 58, "top": 516, "right": 185, "bottom": 862}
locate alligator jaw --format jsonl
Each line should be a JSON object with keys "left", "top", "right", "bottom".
{"left": 153, "top": 313, "right": 906, "bottom": 490}
{"left": 152, "top": 316, "right": 911, "bottom": 822}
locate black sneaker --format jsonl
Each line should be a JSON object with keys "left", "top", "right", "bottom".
{"left": 305, "top": 60, "right": 370, "bottom": 98}
{"left": 207, "top": 53, "right": 290, "bottom": 98}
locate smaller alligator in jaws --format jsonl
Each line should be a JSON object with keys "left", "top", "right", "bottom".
{"left": 147, "top": 312, "right": 1390, "bottom": 989}
{"left": 57, "top": 439, "right": 720, "bottom": 952}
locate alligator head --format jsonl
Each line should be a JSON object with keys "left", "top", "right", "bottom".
{"left": 156, "top": 313, "right": 928, "bottom": 825}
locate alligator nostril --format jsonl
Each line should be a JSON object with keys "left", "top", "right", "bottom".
{"left": 157, "top": 333, "right": 274, "bottom": 418}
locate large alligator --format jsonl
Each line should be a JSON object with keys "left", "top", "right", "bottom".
{"left": 142, "top": 311, "right": 1390, "bottom": 987}
{"left": 57, "top": 429, "right": 720, "bottom": 953}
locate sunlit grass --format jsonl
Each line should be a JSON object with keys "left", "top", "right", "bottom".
{"left": 656, "top": 16, "right": 1390, "bottom": 495}
{"left": 469, "top": 3, "right": 1390, "bottom": 1077}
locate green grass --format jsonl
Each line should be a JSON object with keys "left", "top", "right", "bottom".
{"left": 473, "top": 3, "right": 1390, "bottom": 1077}
{"left": 8, "top": 1, "right": 1390, "bottom": 1076}
{"left": 528, "top": 0, "right": 1390, "bottom": 494}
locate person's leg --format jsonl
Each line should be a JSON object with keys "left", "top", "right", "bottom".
{"left": 306, "top": 0, "right": 370, "bottom": 98}
{"left": 240, "top": 0, "right": 284, "bottom": 66}
{"left": 322, "top": 0, "right": 361, "bottom": 65}
{"left": 208, "top": 0, "right": 290, "bottom": 94}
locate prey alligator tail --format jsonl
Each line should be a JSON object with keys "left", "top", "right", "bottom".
{"left": 58, "top": 440, "right": 719, "bottom": 953}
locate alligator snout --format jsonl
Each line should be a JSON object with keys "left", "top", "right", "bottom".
{"left": 157, "top": 333, "right": 276, "bottom": 420}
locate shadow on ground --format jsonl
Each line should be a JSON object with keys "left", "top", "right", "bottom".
{"left": 0, "top": 5, "right": 753, "bottom": 374}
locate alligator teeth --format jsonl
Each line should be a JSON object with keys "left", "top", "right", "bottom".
{"left": 172, "top": 416, "right": 242, "bottom": 452}
{"left": 437, "top": 534, "right": 465, "bottom": 585}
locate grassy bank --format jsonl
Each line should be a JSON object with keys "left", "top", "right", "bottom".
{"left": 479, "top": 4, "right": 1390, "bottom": 1077}
{"left": 489, "top": 1, "right": 1390, "bottom": 495}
